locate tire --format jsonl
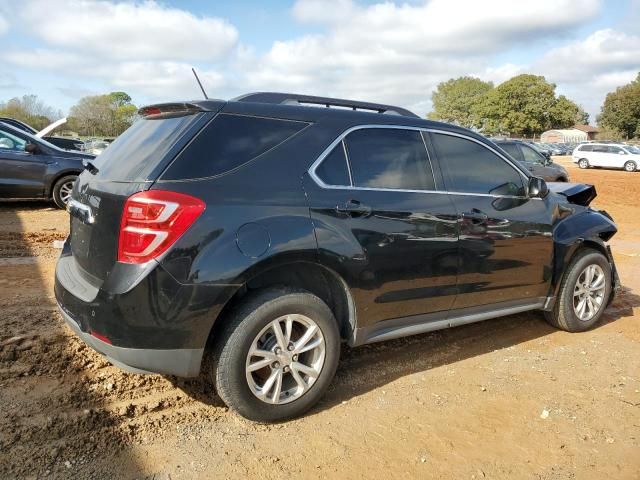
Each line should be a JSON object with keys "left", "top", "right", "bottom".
{"left": 544, "top": 248, "right": 611, "bottom": 332}
{"left": 624, "top": 160, "right": 637, "bottom": 172}
{"left": 52, "top": 175, "right": 77, "bottom": 209}
{"left": 578, "top": 158, "right": 589, "bottom": 169}
{"left": 212, "top": 287, "right": 340, "bottom": 422}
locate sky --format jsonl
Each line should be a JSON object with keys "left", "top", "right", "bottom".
{"left": 0, "top": 0, "right": 638, "bottom": 124}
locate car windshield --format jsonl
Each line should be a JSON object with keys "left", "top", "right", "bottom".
{"left": 624, "top": 145, "right": 640, "bottom": 154}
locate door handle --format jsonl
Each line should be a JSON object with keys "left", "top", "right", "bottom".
{"left": 461, "top": 209, "right": 488, "bottom": 223}
{"left": 336, "top": 199, "right": 372, "bottom": 217}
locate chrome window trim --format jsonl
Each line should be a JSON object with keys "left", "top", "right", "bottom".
{"left": 308, "top": 124, "right": 536, "bottom": 199}
{"left": 341, "top": 140, "right": 354, "bottom": 186}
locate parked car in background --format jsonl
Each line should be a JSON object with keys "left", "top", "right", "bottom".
{"left": 572, "top": 143, "right": 639, "bottom": 172}
{"left": 0, "top": 122, "right": 95, "bottom": 208}
{"left": 532, "top": 142, "right": 552, "bottom": 157}
{"left": 55, "top": 92, "right": 618, "bottom": 422}
{"left": 84, "top": 140, "right": 110, "bottom": 155}
{"left": 45, "top": 136, "right": 85, "bottom": 151}
{"left": 0, "top": 116, "right": 83, "bottom": 151}
{"left": 494, "top": 139, "right": 569, "bottom": 181}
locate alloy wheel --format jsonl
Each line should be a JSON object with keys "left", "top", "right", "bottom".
{"left": 245, "top": 314, "right": 326, "bottom": 405}
{"left": 59, "top": 181, "right": 74, "bottom": 205}
{"left": 573, "top": 264, "right": 606, "bottom": 321}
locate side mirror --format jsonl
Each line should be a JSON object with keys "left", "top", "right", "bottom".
{"left": 528, "top": 176, "right": 548, "bottom": 198}
{"left": 542, "top": 151, "right": 551, "bottom": 160}
{"left": 25, "top": 143, "right": 39, "bottom": 154}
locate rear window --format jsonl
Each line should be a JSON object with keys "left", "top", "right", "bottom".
{"left": 162, "top": 114, "right": 308, "bottom": 180}
{"left": 92, "top": 114, "right": 201, "bottom": 181}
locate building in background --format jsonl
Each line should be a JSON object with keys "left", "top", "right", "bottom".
{"left": 540, "top": 125, "right": 600, "bottom": 143}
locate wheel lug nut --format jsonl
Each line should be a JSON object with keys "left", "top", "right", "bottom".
{"left": 293, "top": 355, "right": 298, "bottom": 361}
{"left": 272, "top": 362, "right": 280, "bottom": 369}
{"left": 275, "top": 347, "right": 281, "bottom": 354}
{"left": 283, "top": 366, "right": 289, "bottom": 373}
{"left": 288, "top": 344, "right": 294, "bottom": 351}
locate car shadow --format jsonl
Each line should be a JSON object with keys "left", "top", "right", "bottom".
{"left": 313, "top": 289, "right": 640, "bottom": 414}
{"left": 175, "top": 286, "right": 640, "bottom": 420}
{"left": 0, "top": 201, "right": 151, "bottom": 478}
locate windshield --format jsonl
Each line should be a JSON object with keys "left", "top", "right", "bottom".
{"left": 90, "top": 113, "right": 203, "bottom": 181}
{"left": 624, "top": 145, "right": 640, "bottom": 154}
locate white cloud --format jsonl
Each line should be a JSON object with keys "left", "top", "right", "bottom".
{"left": 291, "top": 0, "right": 356, "bottom": 24}
{"left": 536, "top": 29, "right": 640, "bottom": 82}
{"left": 3, "top": 49, "right": 224, "bottom": 99}
{"left": 241, "top": 0, "right": 601, "bottom": 116}
{"left": 20, "top": 0, "right": 238, "bottom": 62}
{"left": 535, "top": 29, "right": 640, "bottom": 120}
{"left": 0, "top": 13, "right": 7, "bottom": 35}
{"left": 105, "top": 62, "right": 225, "bottom": 98}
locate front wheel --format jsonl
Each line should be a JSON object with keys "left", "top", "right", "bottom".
{"left": 212, "top": 287, "right": 340, "bottom": 422}
{"left": 624, "top": 161, "right": 637, "bottom": 172}
{"left": 544, "top": 248, "right": 611, "bottom": 332}
{"left": 578, "top": 158, "right": 589, "bottom": 169}
{"left": 52, "top": 175, "right": 77, "bottom": 209}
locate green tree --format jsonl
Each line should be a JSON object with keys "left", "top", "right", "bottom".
{"left": 68, "top": 91, "right": 137, "bottom": 136}
{"left": 598, "top": 73, "right": 640, "bottom": 139}
{"left": 478, "top": 74, "right": 580, "bottom": 136}
{"left": 549, "top": 95, "right": 581, "bottom": 129}
{"left": 0, "top": 94, "right": 62, "bottom": 130}
{"left": 574, "top": 105, "right": 590, "bottom": 125}
{"left": 428, "top": 76, "right": 493, "bottom": 128}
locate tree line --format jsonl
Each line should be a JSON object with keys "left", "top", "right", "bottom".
{"left": 428, "top": 73, "right": 640, "bottom": 140}
{"left": 1, "top": 72, "right": 639, "bottom": 139}
{"left": 0, "top": 91, "right": 138, "bottom": 137}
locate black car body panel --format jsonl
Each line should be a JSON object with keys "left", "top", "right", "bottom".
{"left": 54, "top": 94, "right": 619, "bottom": 377}
{"left": 547, "top": 182, "right": 597, "bottom": 206}
{"left": 0, "top": 122, "right": 94, "bottom": 200}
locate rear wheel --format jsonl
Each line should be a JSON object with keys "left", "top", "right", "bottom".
{"left": 52, "top": 175, "right": 77, "bottom": 209}
{"left": 578, "top": 158, "right": 589, "bottom": 169}
{"left": 544, "top": 248, "right": 611, "bottom": 332}
{"left": 624, "top": 160, "right": 637, "bottom": 172}
{"left": 212, "top": 287, "right": 340, "bottom": 422}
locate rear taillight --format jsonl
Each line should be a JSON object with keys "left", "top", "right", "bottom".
{"left": 118, "top": 190, "right": 205, "bottom": 264}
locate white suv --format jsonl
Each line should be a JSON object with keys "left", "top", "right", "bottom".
{"left": 572, "top": 143, "right": 640, "bottom": 172}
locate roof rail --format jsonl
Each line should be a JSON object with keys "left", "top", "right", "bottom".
{"left": 232, "top": 92, "right": 419, "bottom": 118}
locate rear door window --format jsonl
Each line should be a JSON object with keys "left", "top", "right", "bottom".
{"left": 162, "top": 114, "right": 308, "bottom": 180}
{"left": 430, "top": 132, "right": 525, "bottom": 197}
{"left": 579, "top": 144, "right": 593, "bottom": 152}
{"left": 343, "top": 128, "right": 435, "bottom": 191}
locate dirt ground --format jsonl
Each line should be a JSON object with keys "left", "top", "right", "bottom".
{"left": 1, "top": 160, "right": 639, "bottom": 480}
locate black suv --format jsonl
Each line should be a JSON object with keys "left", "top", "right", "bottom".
{"left": 493, "top": 139, "right": 569, "bottom": 182}
{"left": 55, "top": 93, "right": 619, "bottom": 421}
{"left": 0, "top": 122, "right": 95, "bottom": 208}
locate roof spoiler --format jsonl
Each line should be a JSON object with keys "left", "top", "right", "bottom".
{"left": 138, "top": 103, "right": 206, "bottom": 118}
{"left": 232, "top": 92, "right": 419, "bottom": 118}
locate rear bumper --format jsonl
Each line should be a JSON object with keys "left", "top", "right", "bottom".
{"left": 57, "top": 303, "right": 203, "bottom": 377}
{"left": 54, "top": 239, "right": 236, "bottom": 377}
